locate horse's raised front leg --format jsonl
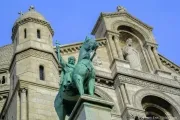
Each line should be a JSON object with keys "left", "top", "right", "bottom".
{"left": 73, "top": 74, "right": 84, "bottom": 95}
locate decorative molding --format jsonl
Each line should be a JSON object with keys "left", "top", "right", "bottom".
{"left": 116, "top": 66, "right": 180, "bottom": 89}
{"left": 93, "top": 55, "right": 103, "bottom": 66}
{"left": 19, "top": 88, "right": 27, "bottom": 93}
{"left": 159, "top": 54, "right": 180, "bottom": 74}
{"left": 91, "top": 11, "right": 153, "bottom": 35}
{"left": 95, "top": 86, "right": 118, "bottom": 114}
{"left": 95, "top": 77, "right": 114, "bottom": 89}
{"left": 103, "top": 12, "right": 152, "bottom": 30}
{"left": 144, "top": 41, "right": 158, "bottom": 48}
{"left": 12, "top": 17, "right": 54, "bottom": 40}
{"left": 56, "top": 38, "right": 107, "bottom": 55}
{"left": 12, "top": 48, "right": 59, "bottom": 70}
{"left": 118, "top": 75, "right": 180, "bottom": 96}
{"left": 0, "top": 64, "right": 10, "bottom": 70}
{"left": 121, "top": 107, "right": 146, "bottom": 120}
{"left": 0, "top": 85, "right": 9, "bottom": 92}
{"left": 133, "top": 89, "right": 180, "bottom": 114}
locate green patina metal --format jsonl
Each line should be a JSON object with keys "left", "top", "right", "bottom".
{"left": 54, "top": 37, "right": 98, "bottom": 120}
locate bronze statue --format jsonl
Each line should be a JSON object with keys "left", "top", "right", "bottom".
{"left": 54, "top": 37, "right": 98, "bottom": 120}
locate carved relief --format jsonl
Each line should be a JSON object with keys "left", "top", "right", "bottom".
{"left": 93, "top": 55, "right": 102, "bottom": 66}
{"left": 122, "top": 38, "right": 142, "bottom": 70}
{"left": 118, "top": 75, "right": 180, "bottom": 96}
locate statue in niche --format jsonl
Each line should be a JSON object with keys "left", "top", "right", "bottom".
{"left": 122, "top": 38, "right": 142, "bottom": 71}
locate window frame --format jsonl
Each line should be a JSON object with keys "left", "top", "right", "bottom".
{"left": 39, "top": 65, "right": 45, "bottom": 80}
{"left": 37, "top": 29, "right": 41, "bottom": 39}
{"left": 24, "top": 28, "right": 27, "bottom": 39}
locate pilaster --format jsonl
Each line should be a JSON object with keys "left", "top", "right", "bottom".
{"left": 20, "top": 88, "right": 27, "bottom": 120}
{"left": 106, "top": 32, "right": 118, "bottom": 59}
{"left": 114, "top": 34, "right": 124, "bottom": 60}
{"left": 152, "top": 46, "right": 163, "bottom": 70}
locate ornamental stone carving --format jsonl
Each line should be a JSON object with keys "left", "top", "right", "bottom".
{"left": 122, "top": 38, "right": 142, "bottom": 71}
{"left": 118, "top": 75, "right": 180, "bottom": 96}
{"left": 93, "top": 55, "right": 102, "bottom": 66}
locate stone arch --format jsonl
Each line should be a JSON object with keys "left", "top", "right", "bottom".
{"left": 95, "top": 87, "right": 113, "bottom": 101}
{"left": 111, "top": 21, "right": 151, "bottom": 72}
{"left": 111, "top": 20, "right": 151, "bottom": 43}
{"left": 143, "top": 103, "right": 174, "bottom": 120}
{"left": 133, "top": 89, "right": 180, "bottom": 115}
{"left": 95, "top": 86, "right": 118, "bottom": 113}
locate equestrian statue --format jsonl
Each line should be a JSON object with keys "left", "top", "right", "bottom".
{"left": 54, "top": 37, "right": 99, "bottom": 120}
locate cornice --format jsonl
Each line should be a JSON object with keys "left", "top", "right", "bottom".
{"left": 159, "top": 54, "right": 180, "bottom": 75}
{"left": 91, "top": 11, "right": 153, "bottom": 35}
{"left": 118, "top": 75, "right": 180, "bottom": 96}
{"left": 12, "top": 17, "right": 54, "bottom": 40}
{"left": 105, "top": 30, "right": 120, "bottom": 37}
{"left": 91, "top": 12, "right": 104, "bottom": 35}
{"left": 144, "top": 41, "right": 158, "bottom": 48}
{"left": 55, "top": 38, "right": 107, "bottom": 55}
{"left": 112, "top": 62, "right": 180, "bottom": 89}
{"left": 9, "top": 47, "right": 59, "bottom": 72}
{"left": 19, "top": 79, "right": 59, "bottom": 91}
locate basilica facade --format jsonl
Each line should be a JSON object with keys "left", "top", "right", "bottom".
{"left": 0, "top": 6, "right": 180, "bottom": 120}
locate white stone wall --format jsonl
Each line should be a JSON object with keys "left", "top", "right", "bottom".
{"left": 5, "top": 91, "right": 18, "bottom": 120}
{"left": 16, "top": 56, "right": 59, "bottom": 87}
{"left": 28, "top": 85, "right": 58, "bottom": 120}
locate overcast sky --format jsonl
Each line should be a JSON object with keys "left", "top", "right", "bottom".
{"left": 1, "top": 0, "right": 180, "bottom": 65}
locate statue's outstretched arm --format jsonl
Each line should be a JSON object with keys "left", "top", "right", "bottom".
{"left": 56, "top": 45, "right": 66, "bottom": 68}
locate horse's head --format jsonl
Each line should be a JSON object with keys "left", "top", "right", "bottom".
{"left": 83, "top": 37, "right": 99, "bottom": 51}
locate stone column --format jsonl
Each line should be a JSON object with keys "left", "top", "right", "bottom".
{"left": 147, "top": 45, "right": 159, "bottom": 70}
{"left": 114, "top": 35, "right": 124, "bottom": 60}
{"left": 120, "top": 84, "right": 129, "bottom": 105}
{"left": 20, "top": 88, "right": 27, "bottom": 120}
{"left": 6, "top": 70, "right": 10, "bottom": 84}
{"left": 152, "top": 47, "right": 163, "bottom": 70}
{"left": 107, "top": 33, "right": 118, "bottom": 59}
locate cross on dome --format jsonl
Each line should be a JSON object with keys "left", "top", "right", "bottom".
{"left": 29, "top": 5, "right": 35, "bottom": 11}
{"left": 18, "top": 11, "right": 23, "bottom": 16}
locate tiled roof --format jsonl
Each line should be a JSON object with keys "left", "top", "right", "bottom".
{"left": 0, "top": 44, "right": 14, "bottom": 70}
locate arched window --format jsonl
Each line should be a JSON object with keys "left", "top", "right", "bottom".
{"left": 2, "top": 76, "right": 5, "bottom": 84}
{"left": 24, "top": 28, "right": 27, "bottom": 38}
{"left": 37, "top": 29, "right": 41, "bottom": 39}
{"left": 39, "top": 65, "right": 45, "bottom": 80}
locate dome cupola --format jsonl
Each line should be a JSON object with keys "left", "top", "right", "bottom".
{"left": 16, "top": 6, "right": 46, "bottom": 22}
{"left": 12, "top": 6, "right": 54, "bottom": 53}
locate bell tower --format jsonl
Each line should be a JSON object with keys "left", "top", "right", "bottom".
{"left": 12, "top": 6, "right": 54, "bottom": 53}
{"left": 1, "top": 6, "right": 59, "bottom": 120}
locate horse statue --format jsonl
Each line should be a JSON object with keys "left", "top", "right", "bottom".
{"left": 54, "top": 37, "right": 99, "bottom": 120}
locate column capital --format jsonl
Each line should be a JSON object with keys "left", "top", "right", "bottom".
{"left": 20, "top": 88, "right": 27, "bottom": 93}
{"left": 152, "top": 46, "right": 158, "bottom": 50}
{"left": 144, "top": 41, "right": 158, "bottom": 48}
{"left": 105, "top": 30, "right": 119, "bottom": 37}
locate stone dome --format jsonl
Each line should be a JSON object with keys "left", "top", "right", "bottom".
{"left": 15, "top": 6, "right": 46, "bottom": 23}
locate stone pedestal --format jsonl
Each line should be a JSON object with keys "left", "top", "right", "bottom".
{"left": 155, "top": 69, "right": 173, "bottom": 79}
{"left": 69, "top": 95, "right": 114, "bottom": 120}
